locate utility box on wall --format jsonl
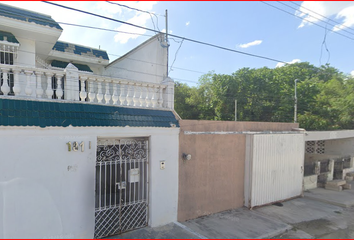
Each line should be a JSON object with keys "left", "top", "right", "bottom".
{"left": 244, "top": 133, "right": 305, "bottom": 208}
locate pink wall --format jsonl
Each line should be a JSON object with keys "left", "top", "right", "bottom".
{"left": 178, "top": 120, "right": 298, "bottom": 222}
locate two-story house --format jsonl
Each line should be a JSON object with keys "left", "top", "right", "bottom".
{"left": 0, "top": 3, "right": 179, "bottom": 239}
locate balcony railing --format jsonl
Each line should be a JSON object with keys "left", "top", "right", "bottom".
{"left": 0, "top": 63, "right": 174, "bottom": 109}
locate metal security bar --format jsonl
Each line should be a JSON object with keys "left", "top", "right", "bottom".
{"left": 95, "top": 138, "right": 148, "bottom": 238}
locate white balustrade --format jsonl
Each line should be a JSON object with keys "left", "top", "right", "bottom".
{"left": 104, "top": 79, "right": 111, "bottom": 105}
{"left": 111, "top": 80, "right": 119, "bottom": 105}
{"left": 139, "top": 84, "right": 146, "bottom": 107}
{"left": 24, "top": 70, "right": 33, "bottom": 97}
{"left": 151, "top": 85, "right": 158, "bottom": 108}
{"left": 96, "top": 79, "right": 103, "bottom": 103}
{"left": 56, "top": 74, "right": 63, "bottom": 99}
{"left": 45, "top": 72, "right": 54, "bottom": 99}
{"left": 12, "top": 69, "right": 21, "bottom": 96}
{"left": 0, "top": 64, "right": 174, "bottom": 110}
{"left": 145, "top": 85, "right": 151, "bottom": 108}
{"left": 87, "top": 77, "right": 96, "bottom": 103}
{"left": 35, "top": 71, "right": 43, "bottom": 98}
{"left": 133, "top": 84, "right": 140, "bottom": 107}
{"left": 119, "top": 83, "right": 127, "bottom": 106}
{"left": 126, "top": 83, "right": 133, "bottom": 106}
{"left": 158, "top": 85, "right": 164, "bottom": 108}
{"left": 79, "top": 76, "right": 87, "bottom": 101}
{"left": 1, "top": 68, "right": 10, "bottom": 95}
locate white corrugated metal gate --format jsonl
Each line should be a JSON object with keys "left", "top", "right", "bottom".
{"left": 244, "top": 133, "right": 305, "bottom": 208}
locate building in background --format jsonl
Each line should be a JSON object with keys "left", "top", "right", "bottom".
{"left": 0, "top": 3, "right": 179, "bottom": 239}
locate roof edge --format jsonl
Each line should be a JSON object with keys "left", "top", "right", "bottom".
{"left": 106, "top": 33, "right": 165, "bottom": 68}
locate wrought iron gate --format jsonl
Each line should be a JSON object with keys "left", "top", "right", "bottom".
{"left": 94, "top": 138, "right": 149, "bottom": 238}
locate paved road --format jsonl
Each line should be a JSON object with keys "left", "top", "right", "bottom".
{"left": 108, "top": 188, "right": 354, "bottom": 239}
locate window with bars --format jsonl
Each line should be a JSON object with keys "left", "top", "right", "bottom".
{"left": 0, "top": 44, "right": 16, "bottom": 96}
{"left": 0, "top": 51, "right": 14, "bottom": 65}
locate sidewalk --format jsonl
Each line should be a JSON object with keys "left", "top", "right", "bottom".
{"left": 108, "top": 188, "right": 354, "bottom": 239}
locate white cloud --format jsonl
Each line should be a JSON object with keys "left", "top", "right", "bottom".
{"left": 186, "top": 21, "right": 190, "bottom": 26}
{"left": 276, "top": 59, "right": 301, "bottom": 68}
{"left": 238, "top": 40, "right": 262, "bottom": 48}
{"left": 112, "top": 1, "right": 158, "bottom": 44}
{"left": 114, "top": 13, "right": 151, "bottom": 44}
{"left": 351, "top": 70, "right": 354, "bottom": 76}
{"left": 161, "top": 29, "right": 172, "bottom": 34}
{"left": 296, "top": 2, "right": 354, "bottom": 32}
{"left": 0, "top": 1, "right": 159, "bottom": 45}
{"left": 96, "top": 1, "right": 122, "bottom": 15}
{"left": 333, "top": 6, "right": 354, "bottom": 32}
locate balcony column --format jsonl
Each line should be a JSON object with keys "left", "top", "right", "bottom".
{"left": 139, "top": 84, "right": 146, "bottom": 107}
{"left": 56, "top": 74, "right": 64, "bottom": 99}
{"left": 79, "top": 76, "right": 87, "bottom": 101}
{"left": 133, "top": 84, "right": 140, "bottom": 107}
{"left": 119, "top": 82, "right": 127, "bottom": 106}
{"left": 35, "top": 71, "right": 43, "bottom": 98}
{"left": 1, "top": 68, "right": 10, "bottom": 96}
{"left": 145, "top": 85, "right": 151, "bottom": 108}
{"left": 158, "top": 85, "right": 164, "bottom": 108}
{"left": 24, "top": 70, "right": 33, "bottom": 97}
{"left": 126, "top": 83, "right": 133, "bottom": 106}
{"left": 12, "top": 69, "right": 21, "bottom": 96}
{"left": 45, "top": 72, "right": 54, "bottom": 99}
{"left": 64, "top": 63, "right": 79, "bottom": 101}
{"left": 87, "top": 77, "right": 96, "bottom": 103}
{"left": 111, "top": 80, "right": 119, "bottom": 105}
{"left": 162, "top": 77, "right": 175, "bottom": 109}
{"left": 151, "top": 85, "right": 158, "bottom": 108}
{"left": 104, "top": 79, "right": 111, "bottom": 104}
{"left": 96, "top": 79, "right": 104, "bottom": 103}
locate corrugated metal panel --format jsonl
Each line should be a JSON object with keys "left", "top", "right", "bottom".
{"left": 245, "top": 133, "right": 305, "bottom": 208}
{"left": 0, "top": 98, "right": 179, "bottom": 128}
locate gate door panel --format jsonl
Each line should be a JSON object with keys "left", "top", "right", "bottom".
{"left": 94, "top": 138, "right": 148, "bottom": 238}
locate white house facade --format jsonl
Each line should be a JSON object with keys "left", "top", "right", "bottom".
{"left": 0, "top": 3, "right": 179, "bottom": 239}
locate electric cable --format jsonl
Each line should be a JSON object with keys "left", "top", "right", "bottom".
{"left": 43, "top": 1, "right": 288, "bottom": 64}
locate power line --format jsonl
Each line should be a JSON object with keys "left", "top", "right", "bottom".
{"left": 277, "top": 1, "right": 354, "bottom": 38}
{"left": 0, "top": 9, "right": 155, "bottom": 38}
{"left": 169, "top": 39, "right": 184, "bottom": 74}
{"left": 0, "top": 9, "right": 208, "bottom": 76}
{"left": 106, "top": 1, "right": 164, "bottom": 17}
{"left": 260, "top": 1, "right": 354, "bottom": 41}
{"left": 289, "top": 1, "right": 354, "bottom": 34}
{"left": 43, "top": 1, "right": 288, "bottom": 64}
{"left": 58, "top": 22, "right": 154, "bottom": 37}
{"left": 105, "top": 1, "right": 163, "bottom": 33}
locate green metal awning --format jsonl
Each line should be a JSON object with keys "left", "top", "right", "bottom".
{"left": 0, "top": 30, "right": 19, "bottom": 44}
{"left": 51, "top": 60, "right": 93, "bottom": 73}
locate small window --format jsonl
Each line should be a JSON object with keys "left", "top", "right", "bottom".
{"left": 0, "top": 51, "right": 14, "bottom": 65}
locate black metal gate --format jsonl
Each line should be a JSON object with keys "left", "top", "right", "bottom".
{"left": 94, "top": 138, "right": 148, "bottom": 238}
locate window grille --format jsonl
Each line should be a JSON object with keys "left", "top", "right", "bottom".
{"left": 306, "top": 140, "right": 325, "bottom": 154}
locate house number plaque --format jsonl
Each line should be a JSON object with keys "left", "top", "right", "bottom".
{"left": 66, "top": 141, "right": 85, "bottom": 152}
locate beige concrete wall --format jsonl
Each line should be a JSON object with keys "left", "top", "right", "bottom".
{"left": 178, "top": 120, "right": 298, "bottom": 222}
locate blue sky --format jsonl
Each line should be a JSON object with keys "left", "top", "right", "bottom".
{"left": 2, "top": 1, "right": 354, "bottom": 86}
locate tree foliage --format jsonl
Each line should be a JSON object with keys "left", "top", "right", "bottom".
{"left": 174, "top": 62, "right": 354, "bottom": 130}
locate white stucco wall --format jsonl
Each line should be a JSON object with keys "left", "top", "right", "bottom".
{"left": 104, "top": 35, "right": 167, "bottom": 84}
{"left": 16, "top": 37, "right": 36, "bottom": 67}
{"left": 324, "top": 138, "right": 354, "bottom": 156}
{"left": 0, "top": 126, "right": 179, "bottom": 238}
{"left": 305, "top": 130, "right": 354, "bottom": 141}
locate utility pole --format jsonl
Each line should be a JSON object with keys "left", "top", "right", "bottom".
{"left": 294, "top": 79, "right": 298, "bottom": 123}
{"left": 235, "top": 100, "right": 237, "bottom": 121}
{"left": 165, "top": 9, "right": 168, "bottom": 77}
